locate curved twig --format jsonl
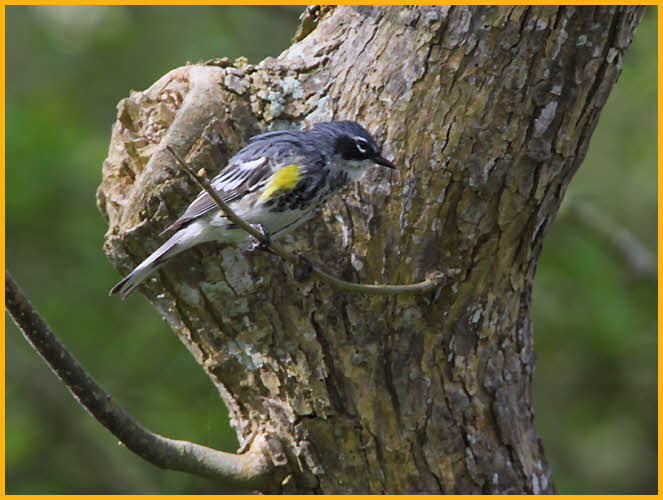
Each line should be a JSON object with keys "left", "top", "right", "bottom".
{"left": 165, "top": 145, "right": 446, "bottom": 295}
{"left": 5, "top": 271, "right": 284, "bottom": 491}
{"left": 566, "top": 199, "right": 656, "bottom": 281}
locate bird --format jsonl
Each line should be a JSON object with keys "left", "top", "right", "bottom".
{"left": 109, "top": 120, "right": 396, "bottom": 299}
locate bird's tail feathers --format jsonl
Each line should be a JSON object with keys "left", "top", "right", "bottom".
{"left": 109, "top": 231, "right": 188, "bottom": 300}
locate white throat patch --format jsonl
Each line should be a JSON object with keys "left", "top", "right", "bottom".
{"left": 338, "top": 159, "right": 376, "bottom": 181}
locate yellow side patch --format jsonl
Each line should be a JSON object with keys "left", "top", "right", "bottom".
{"left": 260, "top": 164, "right": 300, "bottom": 201}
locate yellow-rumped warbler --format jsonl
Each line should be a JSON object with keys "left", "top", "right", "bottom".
{"left": 110, "top": 121, "right": 395, "bottom": 298}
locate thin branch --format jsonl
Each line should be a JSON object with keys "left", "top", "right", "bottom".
{"left": 165, "top": 145, "right": 446, "bottom": 295}
{"left": 5, "top": 270, "right": 284, "bottom": 491}
{"left": 566, "top": 199, "right": 656, "bottom": 282}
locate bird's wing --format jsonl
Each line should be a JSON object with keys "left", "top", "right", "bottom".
{"left": 161, "top": 155, "right": 274, "bottom": 234}
{"left": 161, "top": 128, "right": 328, "bottom": 234}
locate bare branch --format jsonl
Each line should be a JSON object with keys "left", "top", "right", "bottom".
{"left": 566, "top": 199, "right": 656, "bottom": 281}
{"left": 5, "top": 270, "right": 285, "bottom": 491}
{"left": 165, "top": 145, "right": 446, "bottom": 295}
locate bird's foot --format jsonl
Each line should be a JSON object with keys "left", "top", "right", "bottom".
{"left": 248, "top": 224, "right": 274, "bottom": 253}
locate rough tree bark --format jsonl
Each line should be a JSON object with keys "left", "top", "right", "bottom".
{"left": 97, "top": 5, "right": 644, "bottom": 494}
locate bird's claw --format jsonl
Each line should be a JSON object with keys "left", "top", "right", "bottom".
{"left": 249, "top": 224, "right": 273, "bottom": 253}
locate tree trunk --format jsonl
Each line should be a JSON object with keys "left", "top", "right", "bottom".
{"left": 97, "top": 5, "right": 644, "bottom": 494}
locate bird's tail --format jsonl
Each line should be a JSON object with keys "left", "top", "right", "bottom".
{"left": 109, "top": 230, "right": 190, "bottom": 300}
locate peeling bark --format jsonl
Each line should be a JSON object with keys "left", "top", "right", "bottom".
{"left": 97, "top": 6, "right": 644, "bottom": 494}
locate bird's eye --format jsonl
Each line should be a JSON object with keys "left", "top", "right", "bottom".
{"left": 354, "top": 137, "right": 369, "bottom": 154}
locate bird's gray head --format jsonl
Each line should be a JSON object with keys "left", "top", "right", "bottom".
{"left": 311, "top": 121, "right": 396, "bottom": 175}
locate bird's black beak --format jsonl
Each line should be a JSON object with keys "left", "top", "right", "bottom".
{"left": 373, "top": 154, "right": 396, "bottom": 169}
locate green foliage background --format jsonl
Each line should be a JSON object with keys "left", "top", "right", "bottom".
{"left": 6, "top": 6, "right": 657, "bottom": 494}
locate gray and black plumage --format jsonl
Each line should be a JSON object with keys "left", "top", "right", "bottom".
{"left": 110, "top": 120, "right": 395, "bottom": 299}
